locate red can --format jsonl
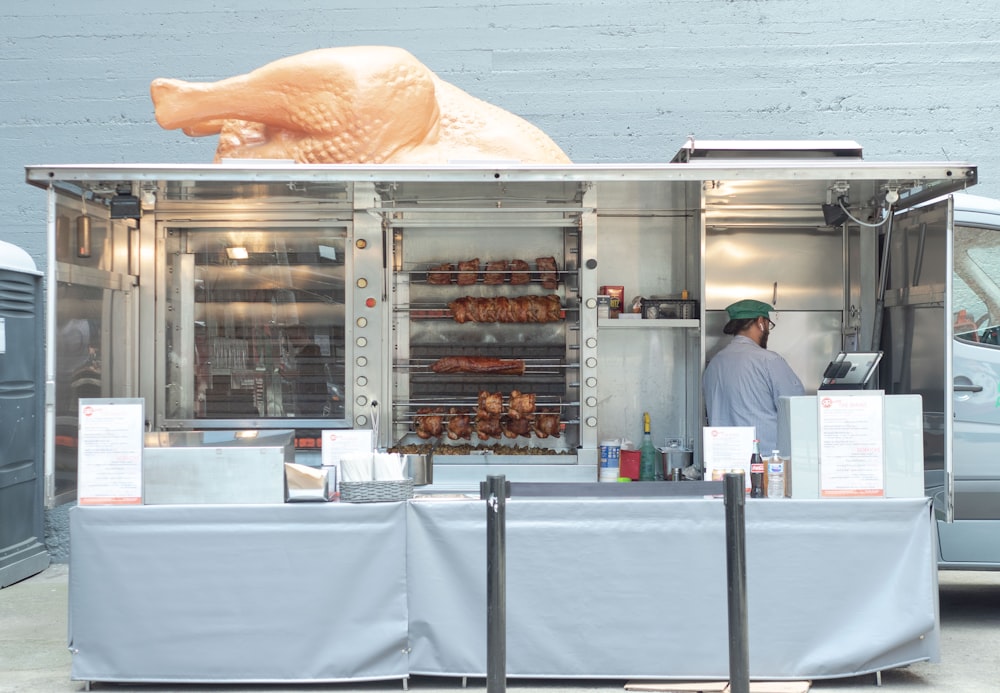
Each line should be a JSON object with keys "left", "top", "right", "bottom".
{"left": 619, "top": 449, "right": 641, "bottom": 480}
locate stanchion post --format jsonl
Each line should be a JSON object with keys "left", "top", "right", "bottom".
{"left": 724, "top": 472, "right": 749, "bottom": 693}
{"left": 483, "top": 475, "right": 508, "bottom": 693}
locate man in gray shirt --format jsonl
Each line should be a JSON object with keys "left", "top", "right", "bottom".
{"left": 702, "top": 299, "right": 805, "bottom": 453}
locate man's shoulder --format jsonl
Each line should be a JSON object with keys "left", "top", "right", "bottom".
{"left": 717, "top": 340, "right": 792, "bottom": 367}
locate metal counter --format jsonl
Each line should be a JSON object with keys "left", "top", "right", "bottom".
{"left": 68, "top": 497, "right": 937, "bottom": 684}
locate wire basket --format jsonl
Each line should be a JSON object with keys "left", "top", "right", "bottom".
{"left": 340, "top": 479, "right": 415, "bottom": 503}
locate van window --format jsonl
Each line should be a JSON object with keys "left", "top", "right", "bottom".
{"left": 954, "top": 223, "right": 1000, "bottom": 344}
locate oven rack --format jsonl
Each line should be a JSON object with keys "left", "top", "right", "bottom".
{"left": 394, "top": 302, "right": 578, "bottom": 323}
{"left": 395, "top": 358, "right": 575, "bottom": 373}
{"left": 394, "top": 397, "right": 576, "bottom": 411}
{"left": 404, "top": 268, "right": 574, "bottom": 286}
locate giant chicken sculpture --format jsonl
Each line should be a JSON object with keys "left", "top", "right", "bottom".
{"left": 150, "top": 46, "right": 571, "bottom": 164}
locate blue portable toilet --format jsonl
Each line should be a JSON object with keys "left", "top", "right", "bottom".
{"left": 0, "top": 240, "right": 49, "bottom": 587}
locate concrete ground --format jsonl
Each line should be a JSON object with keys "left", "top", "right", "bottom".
{"left": 2, "top": 565, "right": 999, "bottom": 693}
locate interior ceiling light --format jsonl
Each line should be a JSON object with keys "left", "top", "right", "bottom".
{"left": 226, "top": 246, "right": 249, "bottom": 260}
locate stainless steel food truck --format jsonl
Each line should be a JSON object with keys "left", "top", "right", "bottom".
{"left": 24, "top": 140, "right": 1000, "bottom": 685}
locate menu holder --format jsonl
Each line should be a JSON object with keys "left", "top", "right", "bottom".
{"left": 78, "top": 398, "right": 145, "bottom": 505}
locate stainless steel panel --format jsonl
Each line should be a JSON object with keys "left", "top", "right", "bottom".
{"left": 594, "top": 215, "right": 697, "bottom": 302}
{"left": 427, "top": 462, "right": 599, "bottom": 492}
{"left": 595, "top": 325, "right": 699, "bottom": 448}
{"left": 705, "top": 226, "right": 845, "bottom": 311}
{"left": 142, "top": 430, "right": 294, "bottom": 505}
{"left": 883, "top": 200, "right": 950, "bottom": 480}
{"left": 143, "top": 446, "right": 286, "bottom": 505}
{"left": 26, "top": 161, "right": 976, "bottom": 195}
{"left": 591, "top": 179, "right": 697, "bottom": 213}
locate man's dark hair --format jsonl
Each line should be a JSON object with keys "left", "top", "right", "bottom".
{"left": 723, "top": 318, "right": 756, "bottom": 336}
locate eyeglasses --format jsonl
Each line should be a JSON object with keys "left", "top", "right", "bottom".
{"left": 760, "top": 318, "right": 776, "bottom": 330}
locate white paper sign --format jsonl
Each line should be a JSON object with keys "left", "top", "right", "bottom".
{"left": 321, "top": 429, "right": 373, "bottom": 467}
{"left": 78, "top": 398, "right": 144, "bottom": 505}
{"left": 818, "top": 393, "right": 885, "bottom": 497}
{"left": 703, "top": 426, "right": 755, "bottom": 491}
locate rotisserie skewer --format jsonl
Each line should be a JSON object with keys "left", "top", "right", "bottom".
{"left": 430, "top": 356, "right": 525, "bottom": 375}
{"left": 448, "top": 295, "right": 563, "bottom": 324}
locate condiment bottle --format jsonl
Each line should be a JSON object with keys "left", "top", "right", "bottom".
{"left": 639, "top": 412, "right": 658, "bottom": 481}
{"left": 749, "top": 439, "right": 765, "bottom": 498}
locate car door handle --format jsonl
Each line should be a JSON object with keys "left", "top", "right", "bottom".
{"left": 954, "top": 384, "right": 984, "bottom": 392}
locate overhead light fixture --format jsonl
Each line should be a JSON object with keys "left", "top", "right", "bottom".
{"left": 76, "top": 192, "right": 91, "bottom": 257}
{"left": 226, "top": 246, "right": 249, "bottom": 260}
{"left": 76, "top": 215, "right": 92, "bottom": 258}
{"left": 109, "top": 184, "right": 141, "bottom": 220}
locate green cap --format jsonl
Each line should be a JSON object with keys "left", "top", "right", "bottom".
{"left": 725, "top": 299, "right": 774, "bottom": 320}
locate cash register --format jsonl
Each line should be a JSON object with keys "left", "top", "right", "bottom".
{"left": 819, "top": 351, "right": 883, "bottom": 390}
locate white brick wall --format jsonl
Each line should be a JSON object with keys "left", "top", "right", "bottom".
{"left": 3, "top": 0, "right": 1000, "bottom": 267}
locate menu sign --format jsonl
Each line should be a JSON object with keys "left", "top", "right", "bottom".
{"left": 321, "top": 429, "right": 373, "bottom": 465}
{"left": 703, "top": 426, "right": 755, "bottom": 492}
{"left": 818, "top": 393, "right": 885, "bottom": 497}
{"left": 78, "top": 398, "right": 145, "bottom": 505}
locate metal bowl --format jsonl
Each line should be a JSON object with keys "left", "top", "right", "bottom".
{"left": 403, "top": 453, "right": 433, "bottom": 486}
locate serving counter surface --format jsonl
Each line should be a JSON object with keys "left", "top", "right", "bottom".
{"left": 68, "top": 496, "right": 937, "bottom": 685}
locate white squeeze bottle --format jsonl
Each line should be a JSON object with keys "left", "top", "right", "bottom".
{"left": 767, "top": 450, "right": 785, "bottom": 499}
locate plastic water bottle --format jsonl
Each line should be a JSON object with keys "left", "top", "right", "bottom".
{"left": 767, "top": 450, "right": 785, "bottom": 499}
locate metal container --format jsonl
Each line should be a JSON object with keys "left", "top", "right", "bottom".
{"left": 403, "top": 453, "right": 433, "bottom": 486}
{"left": 143, "top": 430, "right": 295, "bottom": 504}
{"left": 660, "top": 447, "right": 692, "bottom": 474}
{"left": 641, "top": 297, "right": 698, "bottom": 320}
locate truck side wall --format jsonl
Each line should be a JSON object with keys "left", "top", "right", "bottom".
{"left": 4, "top": 2, "right": 999, "bottom": 562}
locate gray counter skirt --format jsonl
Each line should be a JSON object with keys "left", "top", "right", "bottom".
{"left": 68, "top": 497, "right": 938, "bottom": 684}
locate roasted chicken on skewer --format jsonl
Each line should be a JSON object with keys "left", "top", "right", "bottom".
{"left": 449, "top": 295, "right": 562, "bottom": 324}
{"left": 414, "top": 407, "right": 445, "bottom": 439}
{"left": 484, "top": 259, "right": 508, "bottom": 285}
{"left": 476, "top": 390, "right": 504, "bottom": 418}
{"left": 430, "top": 355, "right": 525, "bottom": 375}
{"left": 507, "top": 390, "right": 536, "bottom": 420}
{"left": 476, "top": 415, "right": 503, "bottom": 441}
{"left": 426, "top": 262, "right": 454, "bottom": 285}
{"left": 456, "top": 258, "right": 480, "bottom": 285}
{"left": 533, "top": 409, "right": 561, "bottom": 438}
{"left": 475, "top": 390, "right": 504, "bottom": 441}
{"left": 501, "top": 415, "right": 533, "bottom": 438}
{"left": 509, "top": 259, "right": 531, "bottom": 285}
{"left": 535, "top": 256, "right": 559, "bottom": 289}
{"left": 446, "top": 408, "right": 472, "bottom": 440}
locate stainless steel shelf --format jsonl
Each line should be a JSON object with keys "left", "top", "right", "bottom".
{"left": 598, "top": 318, "right": 699, "bottom": 328}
